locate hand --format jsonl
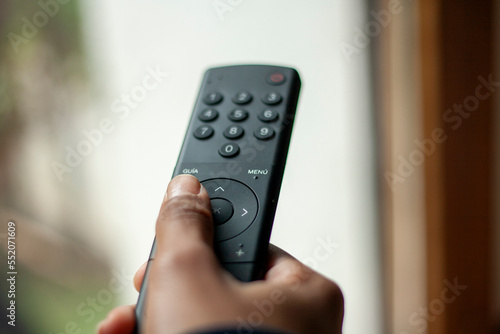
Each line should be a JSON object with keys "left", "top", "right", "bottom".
{"left": 97, "top": 174, "right": 344, "bottom": 334}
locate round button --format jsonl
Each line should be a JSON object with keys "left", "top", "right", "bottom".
{"left": 203, "top": 92, "right": 223, "bottom": 105}
{"left": 224, "top": 125, "right": 244, "bottom": 139}
{"left": 194, "top": 125, "right": 214, "bottom": 139}
{"left": 232, "top": 91, "right": 252, "bottom": 105}
{"left": 202, "top": 179, "right": 259, "bottom": 241}
{"left": 219, "top": 143, "right": 240, "bottom": 157}
{"left": 254, "top": 126, "right": 275, "bottom": 140}
{"left": 199, "top": 109, "right": 218, "bottom": 122}
{"left": 258, "top": 109, "right": 279, "bottom": 122}
{"left": 229, "top": 109, "right": 249, "bottom": 122}
{"left": 267, "top": 72, "right": 286, "bottom": 85}
{"left": 210, "top": 198, "right": 234, "bottom": 225}
{"left": 262, "top": 91, "right": 282, "bottom": 105}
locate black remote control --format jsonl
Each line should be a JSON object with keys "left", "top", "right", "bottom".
{"left": 134, "top": 65, "right": 301, "bottom": 332}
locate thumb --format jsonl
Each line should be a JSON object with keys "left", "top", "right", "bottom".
{"left": 155, "top": 174, "right": 214, "bottom": 254}
{"left": 145, "top": 175, "right": 224, "bottom": 333}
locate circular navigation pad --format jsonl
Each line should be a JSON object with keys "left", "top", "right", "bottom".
{"left": 202, "top": 179, "right": 258, "bottom": 241}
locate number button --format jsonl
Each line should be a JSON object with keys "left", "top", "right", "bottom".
{"left": 254, "top": 126, "right": 275, "bottom": 140}
{"left": 224, "top": 125, "right": 244, "bottom": 139}
{"left": 199, "top": 109, "right": 219, "bottom": 122}
{"left": 232, "top": 91, "right": 252, "bottom": 105}
{"left": 203, "top": 92, "right": 223, "bottom": 105}
{"left": 219, "top": 143, "right": 240, "bottom": 157}
{"left": 194, "top": 125, "right": 214, "bottom": 139}
{"left": 262, "top": 91, "right": 282, "bottom": 105}
{"left": 228, "top": 109, "right": 249, "bottom": 122}
{"left": 258, "top": 109, "right": 279, "bottom": 122}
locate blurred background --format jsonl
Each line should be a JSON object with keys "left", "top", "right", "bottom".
{"left": 0, "top": 0, "right": 498, "bottom": 333}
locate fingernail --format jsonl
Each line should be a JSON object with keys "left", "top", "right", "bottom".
{"left": 166, "top": 174, "right": 202, "bottom": 199}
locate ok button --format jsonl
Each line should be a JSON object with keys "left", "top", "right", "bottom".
{"left": 210, "top": 198, "right": 234, "bottom": 225}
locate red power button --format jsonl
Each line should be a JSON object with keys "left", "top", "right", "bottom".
{"left": 267, "top": 72, "right": 286, "bottom": 85}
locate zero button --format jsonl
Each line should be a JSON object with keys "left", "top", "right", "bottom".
{"left": 219, "top": 143, "right": 240, "bottom": 157}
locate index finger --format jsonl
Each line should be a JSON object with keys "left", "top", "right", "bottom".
{"left": 264, "top": 244, "right": 314, "bottom": 285}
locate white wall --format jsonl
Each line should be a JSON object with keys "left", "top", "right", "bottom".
{"left": 79, "top": 1, "right": 383, "bottom": 332}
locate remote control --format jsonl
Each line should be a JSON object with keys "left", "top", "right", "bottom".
{"left": 134, "top": 65, "right": 301, "bottom": 332}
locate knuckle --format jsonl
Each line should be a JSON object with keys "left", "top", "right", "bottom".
{"left": 323, "top": 280, "right": 343, "bottom": 304}
{"left": 313, "top": 277, "right": 344, "bottom": 311}
{"left": 288, "top": 262, "right": 310, "bottom": 279}
{"left": 283, "top": 262, "right": 314, "bottom": 287}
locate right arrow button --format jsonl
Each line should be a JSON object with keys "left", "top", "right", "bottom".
{"left": 241, "top": 208, "right": 248, "bottom": 217}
